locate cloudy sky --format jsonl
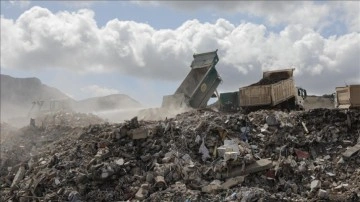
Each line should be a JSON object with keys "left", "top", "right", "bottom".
{"left": 1, "top": 1, "right": 359, "bottom": 106}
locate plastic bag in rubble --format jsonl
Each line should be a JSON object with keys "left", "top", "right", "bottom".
{"left": 199, "top": 138, "right": 210, "bottom": 161}
{"left": 241, "top": 126, "right": 250, "bottom": 142}
{"left": 195, "top": 135, "right": 201, "bottom": 143}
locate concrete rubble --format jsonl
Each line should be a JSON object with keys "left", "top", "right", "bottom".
{"left": 1, "top": 108, "right": 360, "bottom": 201}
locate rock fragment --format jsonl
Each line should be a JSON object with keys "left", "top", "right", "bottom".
{"left": 311, "top": 180, "right": 321, "bottom": 192}
{"left": 11, "top": 166, "right": 26, "bottom": 188}
{"left": 129, "top": 127, "right": 148, "bottom": 139}
{"left": 221, "top": 176, "right": 245, "bottom": 189}
{"left": 318, "top": 189, "right": 328, "bottom": 199}
{"left": 342, "top": 143, "right": 360, "bottom": 158}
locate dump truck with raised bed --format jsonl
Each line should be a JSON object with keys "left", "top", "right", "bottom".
{"left": 239, "top": 68, "right": 307, "bottom": 111}
{"left": 162, "top": 50, "right": 222, "bottom": 109}
{"left": 334, "top": 85, "right": 360, "bottom": 109}
{"left": 137, "top": 50, "right": 222, "bottom": 120}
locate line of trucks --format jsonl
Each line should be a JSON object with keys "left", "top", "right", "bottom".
{"left": 28, "top": 49, "right": 360, "bottom": 119}
{"left": 153, "top": 49, "right": 360, "bottom": 113}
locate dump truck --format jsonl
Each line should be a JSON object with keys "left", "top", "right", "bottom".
{"left": 137, "top": 50, "right": 222, "bottom": 120}
{"left": 238, "top": 68, "right": 307, "bottom": 111}
{"left": 162, "top": 50, "right": 222, "bottom": 109}
{"left": 334, "top": 85, "right": 360, "bottom": 109}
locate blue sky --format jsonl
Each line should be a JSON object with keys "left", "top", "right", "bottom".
{"left": 1, "top": 1, "right": 265, "bottom": 29}
{"left": 1, "top": 1, "right": 359, "bottom": 106}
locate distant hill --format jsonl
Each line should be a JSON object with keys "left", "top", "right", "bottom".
{"left": 1, "top": 74, "right": 72, "bottom": 120}
{"left": 75, "top": 94, "right": 142, "bottom": 112}
{"left": 0, "top": 74, "right": 142, "bottom": 121}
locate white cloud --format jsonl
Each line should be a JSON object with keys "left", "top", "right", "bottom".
{"left": 337, "top": 2, "right": 360, "bottom": 32}
{"left": 1, "top": 6, "right": 359, "bottom": 95}
{"left": 81, "top": 85, "right": 119, "bottom": 97}
{"left": 135, "top": 1, "right": 327, "bottom": 27}
{"left": 136, "top": 1, "right": 359, "bottom": 32}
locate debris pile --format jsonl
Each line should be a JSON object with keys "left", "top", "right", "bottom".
{"left": 1, "top": 109, "right": 359, "bottom": 201}
{"left": 0, "top": 122, "right": 18, "bottom": 144}
{"left": 250, "top": 71, "right": 290, "bottom": 86}
{"left": 0, "top": 112, "right": 105, "bottom": 179}
{"left": 35, "top": 111, "right": 105, "bottom": 128}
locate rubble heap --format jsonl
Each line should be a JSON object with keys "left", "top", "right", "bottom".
{"left": 35, "top": 111, "right": 104, "bottom": 128}
{"left": 249, "top": 71, "right": 290, "bottom": 86}
{"left": 1, "top": 109, "right": 359, "bottom": 201}
{"left": 0, "top": 122, "right": 18, "bottom": 144}
{"left": 0, "top": 112, "right": 105, "bottom": 181}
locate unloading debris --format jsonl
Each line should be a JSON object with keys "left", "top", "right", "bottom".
{"left": 138, "top": 50, "right": 222, "bottom": 120}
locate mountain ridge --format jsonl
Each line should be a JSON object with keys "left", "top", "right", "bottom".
{"left": 1, "top": 74, "right": 142, "bottom": 121}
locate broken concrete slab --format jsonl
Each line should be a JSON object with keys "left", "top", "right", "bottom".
{"left": 202, "top": 180, "right": 222, "bottom": 193}
{"left": 54, "top": 178, "right": 61, "bottom": 185}
{"left": 318, "top": 189, "right": 328, "bottom": 199}
{"left": 311, "top": 180, "right": 321, "bottom": 192}
{"left": 221, "top": 176, "right": 245, "bottom": 189}
{"left": 221, "top": 159, "right": 274, "bottom": 178}
{"left": 11, "top": 166, "right": 26, "bottom": 188}
{"left": 129, "top": 127, "right": 148, "bottom": 139}
{"left": 135, "top": 187, "right": 145, "bottom": 200}
{"left": 114, "top": 158, "right": 124, "bottom": 166}
{"left": 342, "top": 143, "right": 360, "bottom": 158}
{"left": 243, "top": 159, "right": 274, "bottom": 174}
{"left": 334, "top": 183, "right": 348, "bottom": 190}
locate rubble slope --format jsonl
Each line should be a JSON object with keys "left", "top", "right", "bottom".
{"left": 1, "top": 109, "right": 359, "bottom": 202}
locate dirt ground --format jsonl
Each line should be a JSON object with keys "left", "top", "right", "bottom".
{"left": 304, "top": 95, "right": 335, "bottom": 110}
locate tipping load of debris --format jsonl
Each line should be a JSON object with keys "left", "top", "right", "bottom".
{"left": 0, "top": 109, "right": 359, "bottom": 201}
{"left": 250, "top": 70, "right": 292, "bottom": 86}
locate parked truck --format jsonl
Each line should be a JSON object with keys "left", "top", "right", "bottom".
{"left": 238, "top": 68, "right": 307, "bottom": 111}
{"left": 334, "top": 85, "right": 360, "bottom": 109}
